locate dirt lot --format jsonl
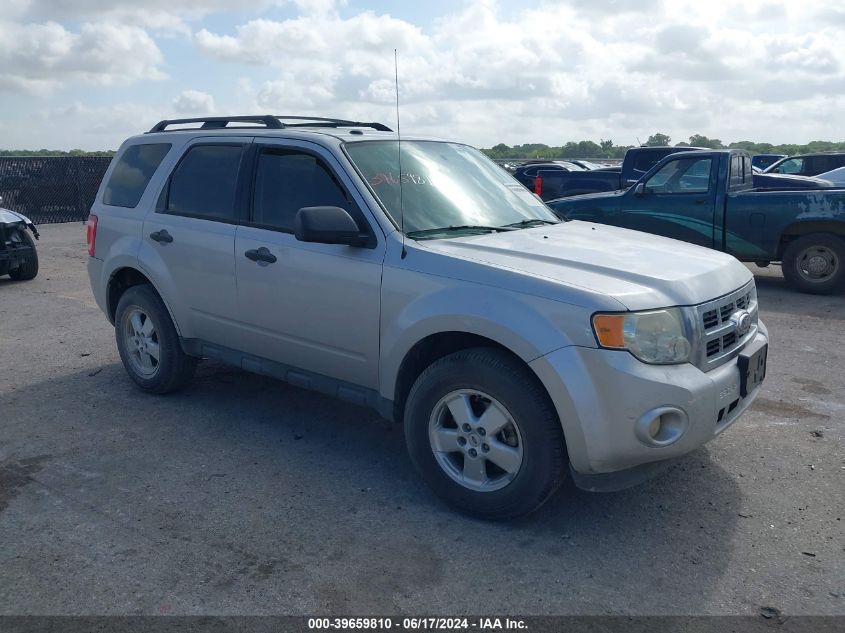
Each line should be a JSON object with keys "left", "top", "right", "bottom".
{"left": 0, "top": 223, "right": 842, "bottom": 616}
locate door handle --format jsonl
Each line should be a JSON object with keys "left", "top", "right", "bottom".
{"left": 244, "top": 247, "right": 277, "bottom": 264}
{"left": 693, "top": 199, "right": 706, "bottom": 205}
{"left": 149, "top": 229, "right": 173, "bottom": 243}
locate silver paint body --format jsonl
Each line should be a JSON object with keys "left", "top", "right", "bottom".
{"left": 88, "top": 128, "right": 768, "bottom": 477}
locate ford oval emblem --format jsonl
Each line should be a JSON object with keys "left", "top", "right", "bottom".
{"left": 732, "top": 310, "right": 752, "bottom": 336}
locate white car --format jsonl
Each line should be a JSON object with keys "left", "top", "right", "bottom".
{"left": 815, "top": 166, "right": 845, "bottom": 186}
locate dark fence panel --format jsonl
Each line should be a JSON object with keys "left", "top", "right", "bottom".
{"left": 0, "top": 156, "right": 112, "bottom": 224}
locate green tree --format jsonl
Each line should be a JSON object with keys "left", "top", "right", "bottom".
{"left": 644, "top": 133, "right": 672, "bottom": 147}
{"left": 689, "top": 134, "right": 724, "bottom": 149}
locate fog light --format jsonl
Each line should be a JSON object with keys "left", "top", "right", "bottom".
{"left": 635, "top": 406, "right": 688, "bottom": 447}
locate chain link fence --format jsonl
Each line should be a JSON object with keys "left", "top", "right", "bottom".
{"left": 0, "top": 157, "right": 112, "bottom": 224}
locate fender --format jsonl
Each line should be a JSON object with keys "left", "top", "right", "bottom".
{"left": 378, "top": 273, "right": 595, "bottom": 401}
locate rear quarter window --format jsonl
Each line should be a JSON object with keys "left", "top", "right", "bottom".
{"left": 103, "top": 143, "right": 171, "bottom": 208}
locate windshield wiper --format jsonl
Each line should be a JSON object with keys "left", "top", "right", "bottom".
{"left": 406, "top": 225, "right": 516, "bottom": 238}
{"left": 501, "top": 218, "right": 559, "bottom": 229}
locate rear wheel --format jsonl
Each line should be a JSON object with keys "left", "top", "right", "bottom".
{"left": 115, "top": 285, "right": 196, "bottom": 393}
{"left": 8, "top": 230, "right": 38, "bottom": 281}
{"left": 404, "top": 348, "right": 566, "bottom": 519}
{"left": 782, "top": 233, "right": 845, "bottom": 295}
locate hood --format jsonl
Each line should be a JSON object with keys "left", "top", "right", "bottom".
{"left": 753, "top": 173, "right": 833, "bottom": 189}
{"left": 547, "top": 189, "right": 626, "bottom": 206}
{"left": 0, "top": 207, "right": 33, "bottom": 225}
{"left": 420, "top": 221, "right": 752, "bottom": 311}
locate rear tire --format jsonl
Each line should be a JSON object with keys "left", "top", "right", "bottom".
{"left": 8, "top": 230, "right": 38, "bottom": 281}
{"left": 404, "top": 347, "right": 566, "bottom": 519}
{"left": 782, "top": 233, "right": 845, "bottom": 295}
{"left": 115, "top": 285, "right": 196, "bottom": 393}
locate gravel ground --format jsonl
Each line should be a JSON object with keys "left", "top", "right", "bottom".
{"left": 0, "top": 223, "right": 842, "bottom": 616}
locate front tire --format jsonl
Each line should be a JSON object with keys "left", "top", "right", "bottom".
{"left": 404, "top": 348, "right": 566, "bottom": 519}
{"left": 8, "top": 230, "right": 38, "bottom": 281}
{"left": 115, "top": 285, "right": 196, "bottom": 393}
{"left": 782, "top": 233, "right": 845, "bottom": 295}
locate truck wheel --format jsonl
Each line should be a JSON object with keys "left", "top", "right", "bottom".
{"left": 404, "top": 348, "right": 566, "bottom": 519}
{"left": 115, "top": 285, "right": 197, "bottom": 393}
{"left": 782, "top": 233, "right": 845, "bottom": 295}
{"left": 8, "top": 230, "right": 38, "bottom": 281}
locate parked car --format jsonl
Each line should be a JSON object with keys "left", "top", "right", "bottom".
{"left": 512, "top": 161, "right": 583, "bottom": 190}
{"left": 548, "top": 149, "right": 845, "bottom": 294}
{"left": 751, "top": 154, "right": 786, "bottom": 171}
{"left": 0, "top": 197, "right": 39, "bottom": 281}
{"left": 567, "top": 159, "right": 603, "bottom": 170}
{"left": 533, "top": 146, "right": 708, "bottom": 200}
{"left": 815, "top": 166, "right": 845, "bottom": 186}
{"left": 87, "top": 115, "right": 768, "bottom": 518}
{"left": 763, "top": 152, "right": 845, "bottom": 177}
{"left": 752, "top": 173, "right": 834, "bottom": 190}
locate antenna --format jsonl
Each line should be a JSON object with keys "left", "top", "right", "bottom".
{"left": 394, "top": 49, "right": 407, "bottom": 259}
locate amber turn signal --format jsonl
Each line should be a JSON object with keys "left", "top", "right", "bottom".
{"left": 592, "top": 314, "right": 626, "bottom": 348}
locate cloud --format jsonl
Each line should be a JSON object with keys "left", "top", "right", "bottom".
{"left": 173, "top": 89, "right": 216, "bottom": 114}
{"left": 0, "top": 20, "right": 165, "bottom": 95}
{"left": 3, "top": 0, "right": 845, "bottom": 149}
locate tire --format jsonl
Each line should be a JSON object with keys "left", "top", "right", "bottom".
{"left": 114, "top": 284, "right": 196, "bottom": 393}
{"left": 404, "top": 347, "right": 566, "bottom": 519}
{"left": 781, "top": 233, "right": 845, "bottom": 295}
{"left": 8, "top": 230, "right": 38, "bottom": 281}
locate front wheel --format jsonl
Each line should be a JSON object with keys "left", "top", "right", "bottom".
{"left": 782, "top": 233, "right": 845, "bottom": 295}
{"left": 404, "top": 348, "right": 566, "bottom": 519}
{"left": 115, "top": 285, "right": 197, "bottom": 393}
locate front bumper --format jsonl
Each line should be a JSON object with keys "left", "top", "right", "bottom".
{"left": 529, "top": 320, "right": 768, "bottom": 484}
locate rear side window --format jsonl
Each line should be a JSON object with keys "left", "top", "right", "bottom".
{"left": 252, "top": 149, "right": 351, "bottom": 232}
{"left": 103, "top": 143, "right": 171, "bottom": 208}
{"left": 166, "top": 145, "right": 244, "bottom": 221}
{"left": 632, "top": 153, "right": 660, "bottom": 175}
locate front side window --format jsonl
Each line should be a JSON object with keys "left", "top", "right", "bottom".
{"left": 252, "top": 149, "right": 351, "bottom": 232}
{"left": 103, "top": 143, "right": 171, "bottom": 208}
{"left": 773, "top": 158, "right": 803, "bottom": 175}
{"left": 166, "top": 145, "right": 243, "bottom": 221}
{"left": 344, "top": 141, "right": 556, "bottom": 237}
{"left": 645, "top": 157, "right": 712, "bottom": 194}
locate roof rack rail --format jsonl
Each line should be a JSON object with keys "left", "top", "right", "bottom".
{"left": 147, "top": 115, "right": 392, "bottom": 133}
{"left": 274, "top": 116, "right": 392, "bottom": 132}
{"left": 148, "top": 115, "right": 284, "bottom": 133}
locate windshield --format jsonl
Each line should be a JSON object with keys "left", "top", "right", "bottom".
{"left": 344, "top": 140, "right": 558, "bottom": 237}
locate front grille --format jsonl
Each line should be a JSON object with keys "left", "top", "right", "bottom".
{"left": 694, "top": 281, "right": 758, "bottom": 370}
{"left": 702, "top": 289, "right": 754, "bottom": 332}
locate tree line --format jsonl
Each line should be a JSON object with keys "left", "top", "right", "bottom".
{"left": 482, "top": 133, "right": 845, "bottom": 159}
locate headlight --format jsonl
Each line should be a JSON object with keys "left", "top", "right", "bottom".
{"left": 592, "top": 308, "right": 692, "bottom": 364}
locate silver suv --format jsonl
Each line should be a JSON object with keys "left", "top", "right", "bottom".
{"left": 87, "top": 115, "right": 769, "bottom": 518}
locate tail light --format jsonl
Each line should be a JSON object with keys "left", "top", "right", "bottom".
{"left": 534, "top": 174, "right": 542, "bottom": 197}
{"left": 86, "top": 214, "right": 98, "bottom": 257}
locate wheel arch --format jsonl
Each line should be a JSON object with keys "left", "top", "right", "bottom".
{"left": 777, "top": 221, "right": 845, "bottom": 259}
{"left": 106, "top": 266, "right": 182, "bottom": 337}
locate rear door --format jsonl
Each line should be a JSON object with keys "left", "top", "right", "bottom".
{"left": 140, "top": 138, "right": 250, "bottom": 343}
{"left": 233, "top": 139, "right": 385, "bottom": 388}
{"left": 618, "top": 155, "right": 718, "bottom": 248}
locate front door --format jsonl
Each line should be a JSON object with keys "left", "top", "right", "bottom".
{"left": 234, "top": 140, "right": 385, "bottom": 389}
{"left": 619, "top": 155, "right": 717, "bottom": 249}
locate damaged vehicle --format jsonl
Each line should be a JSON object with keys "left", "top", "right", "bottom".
{"left": 0, "top": 198, "right": 40, "bottom": 281}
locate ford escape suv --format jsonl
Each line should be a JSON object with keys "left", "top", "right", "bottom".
{"left": 87, "top": 115, "right": 769, "bottom": 518}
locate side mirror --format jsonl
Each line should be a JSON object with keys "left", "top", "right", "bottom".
{"left": 633, "top": 182, "right": 646, "bottom": 196}
{"left": 294, "top": 206, "right": 368, "bottom": 247}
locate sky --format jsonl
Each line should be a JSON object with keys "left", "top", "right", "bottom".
{"left": 1, "top": 0, "right": 843, "bottom": 151}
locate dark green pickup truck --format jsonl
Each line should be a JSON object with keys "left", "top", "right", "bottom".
{"left": 548, "top": 149, "right": 845, "bottom": 294}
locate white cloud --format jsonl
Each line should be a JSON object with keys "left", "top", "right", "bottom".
{"left": 0, "top": 20, "right": 165, "bottom": 95}
{"left": 173, "top": 89, "right": 216, "bottom": 114}
{"left": 2, "top": 0, "right": 845, "bottom": 149}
